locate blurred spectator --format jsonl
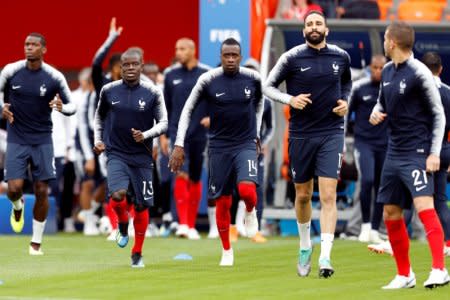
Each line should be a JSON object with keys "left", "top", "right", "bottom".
{"left": 282, "top": 0, "right": 323, "bottom": 20}
{"left": 336, "top": 0, "right": 380, "bottom": 19}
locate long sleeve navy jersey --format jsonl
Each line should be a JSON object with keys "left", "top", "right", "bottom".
{"left": 372, "top": 55, "right": 445, "bottom": 156}
{"left": 164, "top": 63, "right": 210, "bottom": 140}
{"left": 348, "top": 77, "right": 387, "bottom": 146}
{"left": 75, "top": 91, "right": 96, "bottom": 161}
{"left": 263, "top": 44, "right": 352, "bottom": 138}
{"left": 436, "top": 76, "right": 450, "bottom": 145}
{"left": 92, "top": 32, "right": 119, "bottom": 105}
{"left": 175, "top": 67, "right": 264, "bottom": 151}
{"left": 260, "top": 100, "right": 274, "bottom": 146}
{"left": 94, "top": 80, "right": 168, "bottom": 166}
{"left": 0, "top": 60, "right": 76, "bottom": 145}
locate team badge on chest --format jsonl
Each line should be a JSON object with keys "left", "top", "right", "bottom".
{"left": 138, "top": 99, "right": 146, "bottom": 111}
{"left": 244, "top": 87, "right": 251, "bottom": 99}
{"left": 40, "top": 84, "right": 47, "bottom": 97}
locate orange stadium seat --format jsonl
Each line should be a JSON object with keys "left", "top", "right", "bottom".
{"left": 377, "top": 0, "right": 393, "bottom": 20}
{"left": 397, "top": 1, "right": 445, "bottom": 22}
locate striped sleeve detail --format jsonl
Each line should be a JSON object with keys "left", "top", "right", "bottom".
{"left": 413, "top": 59, "right": 445, "bottom": 155}
{"left": 263, "top": 45, "right": 307, "bottom": 105}
{"left": 175, "top": 67, "right": 222, "bottom": 147}
{"left": 92, "top": 32, "right": 119, "bottom": 66}
{"left": 42, "top": 63, "right": 76, "bottom": 115}
{"left": 241, "top": 67, "right": 264, "bottom": 138}
{"left": 140, "top": 81, "right": 168, "bottom": 139}
{"left": 0, "top": 60, "right": 26, "bottom": 106}
{"left": 93, "top": 80, "right": 122, "bottom": 144}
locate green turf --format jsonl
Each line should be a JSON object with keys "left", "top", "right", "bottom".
{"left": 0, "top": 234, "right": 448, "bottom": 299}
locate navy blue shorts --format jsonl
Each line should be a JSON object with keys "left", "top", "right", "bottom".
{"left": 4, "top": 143, "right": 56, "bottom": 181}
{"left": 106, "top": 156, "right": 154, "bottom": 207}
{"left": 377, "top": 155, "right": 433, "bottom": 209}
{"left": 288, "top": 134, "right": 344, "bottom": 183}
{"left": 208, "top": 148, "right": 258, "bottom": 199}
{"left": 171, "top": 138, "right": 206, "bottom": 182}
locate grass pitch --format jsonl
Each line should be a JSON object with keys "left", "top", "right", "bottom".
{"left": 0, "top": 234, "right": 449, "bottom": 299}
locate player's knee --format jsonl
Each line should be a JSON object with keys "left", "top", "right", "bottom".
{"left": 295, "top": 191, "right": 311, "bottom": 205}
{"left": 238, "top": 182, "right": 256, "bottom": 200}
{"left": 383, "top": 206, "right": 401, "bottom": 220}
{"left": 111, "top": 190, "right": 126, "bottom": 201}
{"left": 134, "top": 203, "right": 147, "bottom": 212}
{"left": 34, "top": 182, "right": 49, "bottom": 200}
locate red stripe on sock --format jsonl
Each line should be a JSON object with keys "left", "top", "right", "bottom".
{"left": 109, "top": 197, "right": 128, "bottom": 223}
{"left": 132, "top": 209, "right": 149, "bottom": 255}
{"left": 188, "top": 181, "right": 202, "bottom": 228}
{"left": 385, "top": 219, "right": 410, "bottom": 276}
{"left": 105, "top": 202, "right": 118, "bottom": 230}
{"left": 216, "top": 195, "right": 232, "bottom": 250}
{"left": 238, "top": 182, "right": 257, "bottom": 212}
{"left": 174, "top": 177, "right": 189, "bottom": 225}
{"left": 418, "top": 209, "right": 445, "bottom": 270}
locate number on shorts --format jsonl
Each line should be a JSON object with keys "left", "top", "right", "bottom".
{"left": 411, "top": 169, "right": 428, "bottom": 186}
{"left": 248, "top": 159, "right": 257, "bottom": 176}
{"left": 142, "top": 181, "right": 154, "bottom": 197}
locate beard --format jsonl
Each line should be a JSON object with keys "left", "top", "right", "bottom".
{"left": 305, "top": 31, "right": 326, "bottom": 45}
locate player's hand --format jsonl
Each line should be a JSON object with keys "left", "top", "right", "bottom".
{"left": 93, "top": 142, "right": 105, "bottom": 155}
{"left": 2, "top": 103, "right": 14, "bottom": 124}
{"left": 49, "top": 94, "right": 63, "bottom": 111}
{"left": 160, "top": 134, "right": 169, "bottom": 156}
{"left": 168, "top": 145, "right": 185, "bottom": 173}
{"left": 110, "top": 17, "right": 123, "bottom": 35}
{"left": 152, "top": 146, "right": 158, "bottom": 161}
{"left": 369, "top": 111, "right": 387, "bottom": 125}
{"left": 200, "top": 116, "right": 210, "bottom": 129}
{"left": 289, "top": 93, "right": 312, "bottom": 110}
{"left": 333, "top": 99, "right": 348, "bottom": 117}
{"left": 256, "top": 138, "right": 262, "bottom": 155}
{"left": 131, "top": 128, "right": 144, "bottom": 143}
{"left": 84, "top": 158, "right": 96, "bottom": 177}
{"left": 426, "top": 154, "right": 440, "bottom": 173}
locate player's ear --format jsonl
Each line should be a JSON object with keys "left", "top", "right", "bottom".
{"left": 42, "top": 46, "right": 47, "bottom": 55}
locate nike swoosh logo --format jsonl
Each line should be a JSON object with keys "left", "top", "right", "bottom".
{"left": 300, "top": 67, "right": 311, "bottom": 72}
{"left": 12, "top": 85, "right": 21, "bottom": 90}
{"left": 216, "top": 93, "right": 225, "bottom": 97}
{"left": 173, "top": 79, "right": 182, "bottom": 85}
{"left": 112, "top": 101, "right": 120, "bottom": 105}
{"left": 416, "top": 185, "right": 426, "bottom": 192}
{"left": 144, "top": 197, "right": 152, "bottom": 201}
{"left": 362, "top": 96, "right": 372, "bottom": 101}
{"left": 383, "top": 82, "right": 390, "bottom": 87}
{"left": 249, "top": 174, "right": 257, "bottom": 177}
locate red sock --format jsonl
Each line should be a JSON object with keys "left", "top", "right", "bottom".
{"left": 238, "top": 182, "right": 257, "bottom": 212}
{"left": 385, "top": 219, "right": 410, "bottom": 276}
{"left": 132, "top": 209, "right": 149, "bottom": 255}
{"left": 127, "top": 203, "right": 135, "bottom": 219}
{"left": 109, "top": 197, "right": 128, "bottom": 223}
{"left": 216, "top": 195, "right": 232, "bottom": 250}
{"left": 418, "top": 209, "right": 445, "bottom": 270}
{"left": 174, "top": 177, "right": 189, "bottom": 225}
{"left": 105, "top": 202, "right": 118, "bottom": 230}
{"left": 187, "top": 181, "right": 202, "bottom": 228}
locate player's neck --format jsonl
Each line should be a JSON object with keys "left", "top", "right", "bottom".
{"left": 307, "top": 41, "right": 326, "bottom": 51}
{"left": 26, "top": 59, "right": 42, "bottom": 71}
{"left": 124, "top": 79, "right": 140, "bottom": 87}
{"left": 391, "top": 50, "right": 411, "bottom": 66}
{"left": 184, "top": 59, "right": 198, "bottom": 70}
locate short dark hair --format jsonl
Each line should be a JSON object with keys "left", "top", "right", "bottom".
{"left": 109, "top": 53, "right": 122, "bottom": 69}
{"left": 422, "top": 51, "right": 442, "bottom": 74}
{"left": 121, "top": 48, "right": 143, "bottom": 62}
{"left": 221, "top": 38, "right": 241, "bottom": 54}
{"left": 386, "top": 21, "right": 415, "bottom": 51}
{"left": 28, "top": 32, "right": 46, "bottom": 47}
{"left": 304, "top": 10, "right": 326, "bottom": 25}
